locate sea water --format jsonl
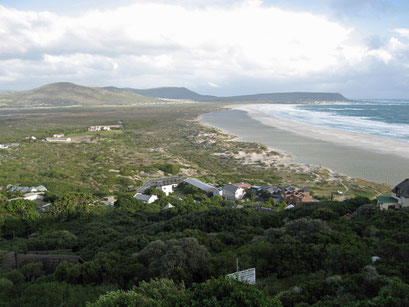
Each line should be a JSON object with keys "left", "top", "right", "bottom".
{"left": 257, "top": 100, "right": 409, "bottom": 143}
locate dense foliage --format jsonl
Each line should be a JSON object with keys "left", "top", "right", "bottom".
{"left": 1, "top": 195, "right": 409, "bottom": 306}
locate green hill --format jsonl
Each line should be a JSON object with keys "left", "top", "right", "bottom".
{"left": 0, "top": 82, "right": 157, "bottom": 108}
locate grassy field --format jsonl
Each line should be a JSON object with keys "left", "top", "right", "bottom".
{"left": 0, "top": 103, "right": 390, "bottom": 199}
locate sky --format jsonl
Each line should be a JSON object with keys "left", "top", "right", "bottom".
{"left": 1, "top": 0, "right": 409, "bottom": 98}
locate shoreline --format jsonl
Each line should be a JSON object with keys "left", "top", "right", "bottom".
{"left": 234, "top": 104, "right": 409, "bottom": 160}
{"left": 197, "top": 114, "right": 354, "bottom": 191}
{"left": 199, "top": 106, "right": 409, "bottom": 186}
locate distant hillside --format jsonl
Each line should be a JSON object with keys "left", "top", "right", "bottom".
{"left": 104, "top": 86, "right": 350, "bottom": 102}
{"left": 0, "top": 82, "right": 350, "bottom": 108}
{"left": 217, "top": 92, "right": 350, "bottom": 103}
{"left": 107, "top": 86, "right": 217, "bottom": 101}
{"left": 0, "top": 82, "right": 156, "bottom": 108}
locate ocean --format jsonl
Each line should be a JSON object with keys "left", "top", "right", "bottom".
{"left": 257, "top": 100, "right": 409, "bottom": 143}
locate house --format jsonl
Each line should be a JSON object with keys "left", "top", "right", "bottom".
{"left": 0, "top": 144, "right": 9, "bottom": 149}
{"left": 157, "top": 184, "right": 176, "bottom": 196}
{"left": 378, "top": 178, "right": 409, "bottom": 210}
{"left": 53, "top": 133, "right": 64, "bottom": 138}
{"left": 221, "top": 184, "right": 246, "bottom": 201}
{"left": 137, "top": 177, "right": 186, "bottom": 194}
{"left": 284, "top": 187, "right": 313, "bottom": 206}
{"left": 377, "top": 195, "right": 399, "bottom": 210}
{"left": 133, "top": 193, "right": 158, "bottom": 204}
{"left": 392, "top": 178, "right": 409, "bottom": 208}
{"left": 261, "top": 186, "right": 283, "bottom": 203}
{"left": 88, "top": 125, "right": 122, "bottom": 132}
{"left": 250, "top": 186, "right": 262, "bottom": 195}
{"left": 46, "top": 137, "right": 71, "bottom": 142}
{"left": 23, "top": 193, "right": 44, "bottom": 201}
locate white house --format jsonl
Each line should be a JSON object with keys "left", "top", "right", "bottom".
{"left": 378, "top": 178, "right": 409, "bottom": 210}
{"left": 222, "top": 184, "right": 246, "bottom": 201}
{"left": 156, "top": 184, "right": 177, "bottom": 196}
{"left": 53, "top": 133, "right": 64, "bottom": 138}
{"left": 23, "top": 193, "right": 45, "bottom": 201}
{"left": 46, "top": 137, "right": 71, "bottom": 142}
{"left": 392, "top": 178, "right": 409, "bottom": 208}
{"left": 134, "top": 193, "right": 158, "bottom": 204}
{"left": 88, "top": 125, "right": 121, "bottom": 132}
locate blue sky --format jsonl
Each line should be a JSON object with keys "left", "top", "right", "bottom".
{"left": 1, "top": 0, "right": 409, "bottom": 98}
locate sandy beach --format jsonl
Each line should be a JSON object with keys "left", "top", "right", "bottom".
{"left": 200, "top": 106, "right": 409, "bottom": 186}
{"left": 235, "top": 104, "right": 409, "bottom": 159}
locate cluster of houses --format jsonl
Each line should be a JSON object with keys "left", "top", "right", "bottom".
{"left": 377, "top": 178, "right": 409, "bottom": 210}
{"left": 88, "top": 125, "right": 121, "bottom": 132}
{"left": 46, "top": 133, "right": 71, "bottom": 143}
{"left": 133, "top": 177, "right": 317, "bottom": 209}
{"left": 6, "top": 185, "right": 51, "bottom": 213}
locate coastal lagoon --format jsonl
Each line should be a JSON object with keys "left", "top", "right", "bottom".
{"left": 200, "top": 105, "right": 409, "bottom": 186}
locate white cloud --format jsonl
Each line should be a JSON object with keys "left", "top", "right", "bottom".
{"left": 0, "top": 1, "right": 408, "bottom": 96}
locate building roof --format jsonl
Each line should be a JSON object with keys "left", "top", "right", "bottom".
{"left": 35, "top": 185, "right": 48, "bottom": 192}
{"left": 377, "top": 195, "right": 399, "bottom": 204}
{"left": 233, "top": 182, "right": 251, "bottom": 189}
{"left": 222, "top": 184, "right": 241, "bottom": 193}
{"left": 184, "top": 178, "right": 215, "bottom": 192}
{"left": 137, "top": 177, "right": 187, "bottom": 193}
{"left": 162, "top": 203, "right": 174, "bottom": 210}
{"left": 392, "top": 178, "right": 409, "bottom": 198}
{"left": 134, "top": 193, "right": 156, "bottom": 202}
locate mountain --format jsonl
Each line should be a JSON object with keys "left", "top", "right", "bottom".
{"left": 104, "top": 86, "right": 350, "bottom": 102}
{"left": 105, "top": 86, "right": 218, "bottom": 101}
{"left": 0, "top": 82, "right": 157, "bottom": 108}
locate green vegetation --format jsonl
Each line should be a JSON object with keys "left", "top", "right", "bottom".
{"left": 1, "top": 195, "right": 409, "bottom": 305}
{"left": 0, "top": 101, "right": 399, "bottom": 305}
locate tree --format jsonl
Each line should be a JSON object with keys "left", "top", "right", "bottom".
{"left": 137, "top": 238, "right": 209, "bottom": 278}
{"left": 372, "top": 279, "right": 409, "bottom": 306}
{"left": 190, "top": 276, "right": 281, "bottom": 306}
{"left": 115, "top": 194, "right": 146, "bottom": 213}
{"left": 50, "top": 192, "right": 94, "bottom": 220}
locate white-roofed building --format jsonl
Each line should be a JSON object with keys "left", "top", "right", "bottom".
{"left": 157, "top": 184, "right": 177, "bottom": 196}
{"left": 133, "top": 193, "right": 158, "bottom": 204}
{"left": 184, "top": 178, "right": 215, "bottom": 192}
{"left": 162, "top": 203, "right": 174, "bottom": 210}
{"left": 23, "top": 193, "right": 44, "bottom": 201}
{"left": 222, "top": 184, "right": 246, "bottom": 201}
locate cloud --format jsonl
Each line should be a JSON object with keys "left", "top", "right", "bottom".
{"left": 0, "top": 1, "right": 408, "bottom": 97}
